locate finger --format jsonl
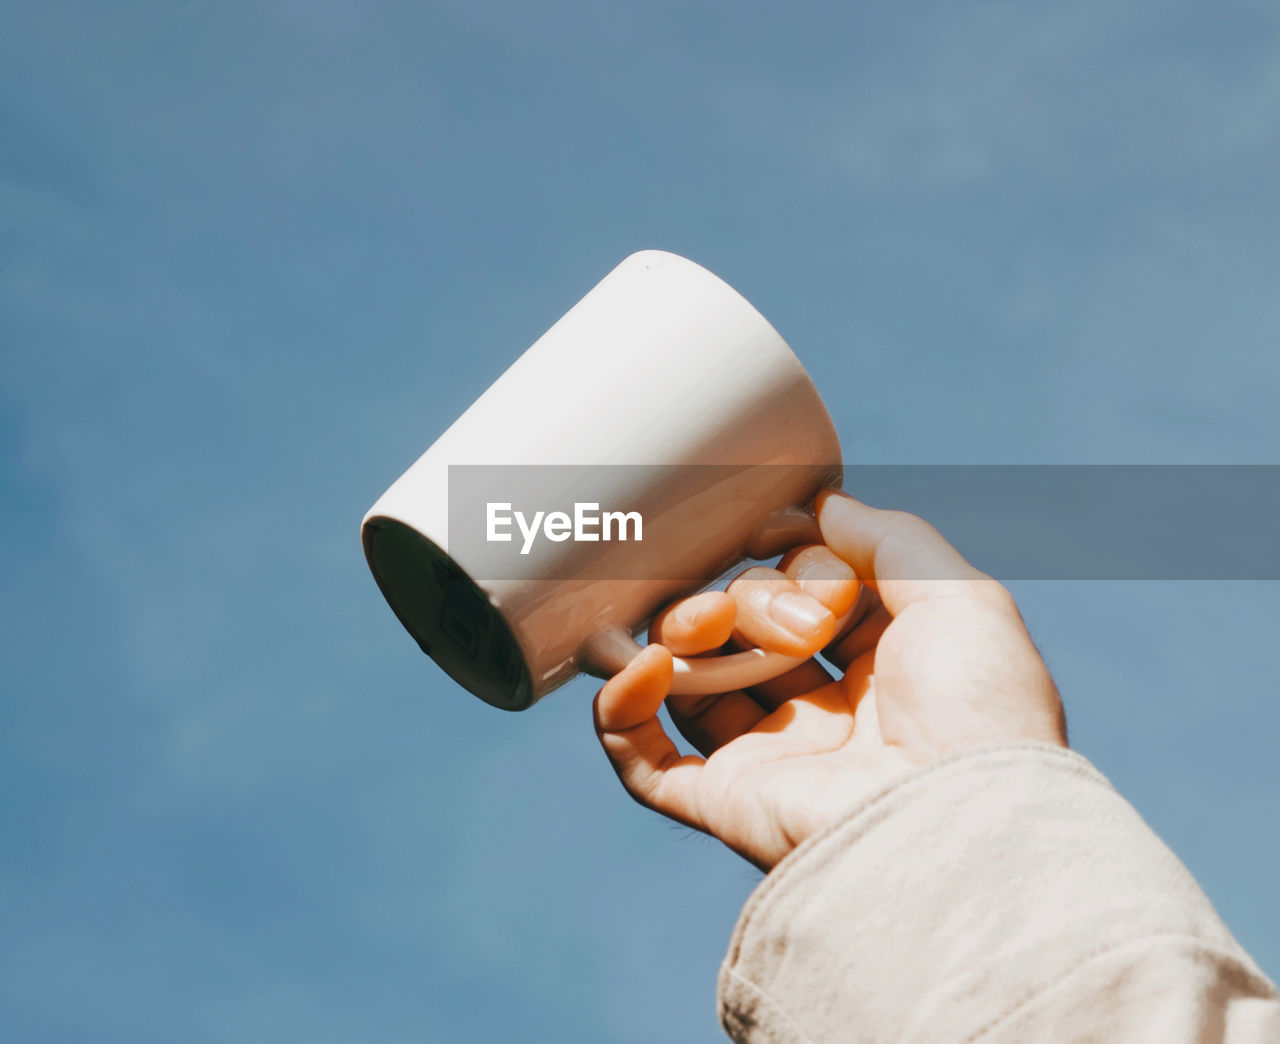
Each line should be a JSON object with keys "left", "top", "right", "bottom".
{"left": 750, "top": 579, "right": 875, "bottom": 708}
{"left": 778, "top": 544, "right": 862, "bottom": 618}
{"left": 593, "top": 645, "right": 705, "bottom": 828}
{"left": 726, "top": 567, "right": 837, "bottom": 658}
{"left": 840, "top": 651, "right": 879, "bottom": 728}
{"left": 649, "top": 590, "right": 737, "bottom": 656}
{"left": 667, "top": 688, "right": 769, "bottom": 756}
{"left": 748, "top": 680, "right": 855, "bottom": 751}
{"left": 744, "top": 657, "right": 835, "bottom": 712}
{"left": 816, "top": 490, "right": 1010, "bottom": 617}
{"left": 843, "top": 580, "right": 884, "bottom": 629}
{"left": 822, "top": 604, "right": 891, "bottom": 672}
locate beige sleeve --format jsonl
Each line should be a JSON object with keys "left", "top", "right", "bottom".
{"left": 717, "top": 743, "right": 1279, "bottom": 1043}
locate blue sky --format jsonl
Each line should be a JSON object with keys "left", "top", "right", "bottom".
{"left": 2, "top": 1, "right": 1277, "bottom": 1040}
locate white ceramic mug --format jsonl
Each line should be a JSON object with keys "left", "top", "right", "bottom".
{"left": 362, "top": 250, "right": 843, "bottom": 710}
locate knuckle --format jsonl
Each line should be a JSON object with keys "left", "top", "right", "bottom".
{"left": 888, "top": 510, "right": 938, "bottom": 542}
{"left": 974, "top": 576, "right": 1019, "bottom": 612}
{"left": 884, "top": 508, "right": 925, "bottom": 529}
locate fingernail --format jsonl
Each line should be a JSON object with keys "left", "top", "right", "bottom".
{"left": 769, "top": 591, "right": 831, "bottom": 635}
{"left": 793, "top": 557, "right": 858, "bottom": 615}
{"left": 793, "top": 556, "right": 853, "bottom": 587}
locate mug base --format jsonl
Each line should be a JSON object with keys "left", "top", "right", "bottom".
{"left": 362, "top": 517, "right": 535, "bottom": 711}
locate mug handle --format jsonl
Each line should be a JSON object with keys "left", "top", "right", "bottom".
{"left": 579, "top": 505, "right": 855, "bottom": 696}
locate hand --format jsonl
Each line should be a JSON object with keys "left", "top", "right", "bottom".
{"left": 593, "top": 490, "right": 1067, "bottom": 872}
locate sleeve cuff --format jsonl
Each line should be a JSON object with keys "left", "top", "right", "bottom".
{"left": 717, "top": 742, "right": 1265, "bottom": 1042}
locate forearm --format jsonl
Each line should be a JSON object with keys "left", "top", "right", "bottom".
{"left": 718, "top": 743, "right": 1279, "bottom": 1042}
